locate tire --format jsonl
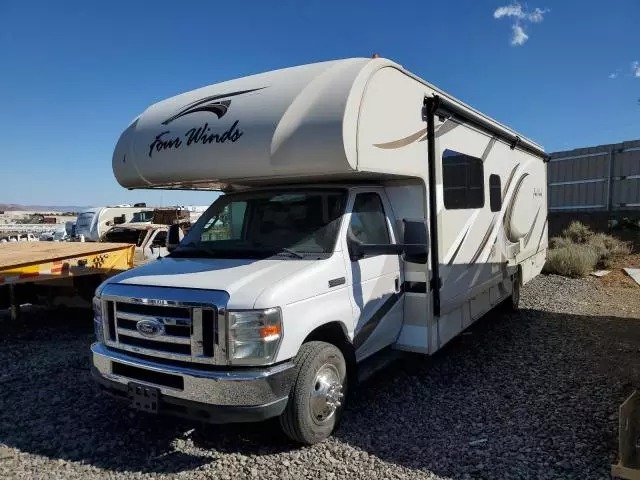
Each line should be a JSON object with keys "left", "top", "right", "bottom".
{"left": 508, "top": 274, "right": 521, "bottom": 311}
{"left": 279, "top": 341, "right": 347, "bottom": 445}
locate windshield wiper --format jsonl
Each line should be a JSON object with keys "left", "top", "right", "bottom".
{"left": 252, "top": 243, "right": 305, "bottom": 259}
{"left": 277, "top": 247, "right": 304, "bottom": 259}
{"left": 172, "top": 241, "right": 219, "bottom": 257}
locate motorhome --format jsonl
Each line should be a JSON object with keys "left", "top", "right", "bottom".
{"left": 91, "top": 57, "right": 548, "bottom": 444}
{"left": 76, "top": 206, "right": 153, "bottom": 242}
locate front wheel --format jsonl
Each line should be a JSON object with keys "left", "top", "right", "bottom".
{"left": 279, "top": 341, "right": 347, "bottom": 445}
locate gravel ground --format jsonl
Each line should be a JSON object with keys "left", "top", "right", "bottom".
{"left": 1, "top": 274, "right": 639, "bottom": 479}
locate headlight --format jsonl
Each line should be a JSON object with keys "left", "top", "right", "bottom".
{"left": 93, "top": 296, "right": 104, "bottom": 343}
{"left": 227, "top": 308, "right": 282, "bottom": 365}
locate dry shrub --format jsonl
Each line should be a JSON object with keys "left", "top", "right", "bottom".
{"left": 543, "top": 245, "right": 598, "bottom": 278}
{"left": 549, "top": 236, "right": 573, "bottom": 249}
{"left": 600, "top": 234, "right": 631, "bottom": 257}
{"left": 563, "top": 221, "right": 593, "bottom": 244}
{"left": 544, "top": 222, "right": 633, "bottom": 275}
{"left": 586, "top": 233, "right": 610, "bottom": 267}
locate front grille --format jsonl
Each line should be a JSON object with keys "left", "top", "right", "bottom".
{"left": 101, "top": 297, "right": 219, "bottom": 363}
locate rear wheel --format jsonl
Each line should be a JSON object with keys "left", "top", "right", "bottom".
{"left": 279, "top": 341, "right": 347, "bottom": 445}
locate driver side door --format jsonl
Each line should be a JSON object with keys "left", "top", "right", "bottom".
{"left": 344, "top": 190, "right": 404, "bottom": 361}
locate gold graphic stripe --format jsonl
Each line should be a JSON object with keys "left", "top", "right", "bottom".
{"left": 373, "top": 128, "right": 428, "bottom": 150}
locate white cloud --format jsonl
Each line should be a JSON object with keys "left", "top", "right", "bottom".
{"left": 633, "top": 61, "right": 640, "bottom": 77}
{"left": 493, "top": 3, "right": 549, "bottom": 46}
{"left": 528, "top": 8, "right": 549, "bottom": 23}
{"left": 609, "top": 72, "right": 618, "bottom": 79}
{"left": 494, "top": 4, "right": 524, "bottom": 19}
{"left": 511, "top": 25, "right": 529, "bottom": 46}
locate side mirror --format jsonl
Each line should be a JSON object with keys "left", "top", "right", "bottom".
{"left": 402, "top": 219, "right": 429, "bottom": 264}
{"left": 166, "top": 224, "right": 183, "bottom": 253}
{"left": 346, "top": 218, "right": 428, "bottom": 263}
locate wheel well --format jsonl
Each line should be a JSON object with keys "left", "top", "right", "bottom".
{"left": 303, "top": 322, "right": 357, "bottom": 386}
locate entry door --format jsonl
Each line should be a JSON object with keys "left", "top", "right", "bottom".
{"left": 345, "top": 191, "right": 404, "bottom": 361}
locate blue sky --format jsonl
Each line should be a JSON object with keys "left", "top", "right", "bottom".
{"left": 0, "top": 0, "right": 638, "bottom": 206}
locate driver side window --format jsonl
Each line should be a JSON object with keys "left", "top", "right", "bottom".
{"left": 349, "top": 193, "right": 390, "bottom": 245}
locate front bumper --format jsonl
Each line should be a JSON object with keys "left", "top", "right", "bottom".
{"left": 91, "top": 343, "right": 295, "bottom": 423}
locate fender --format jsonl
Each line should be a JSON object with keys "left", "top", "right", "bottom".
{"left": 273, "top": 286, "right": 354, "bottom": 362}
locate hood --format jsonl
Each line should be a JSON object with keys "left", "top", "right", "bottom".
{"left": 102, "top": 256, "right": 318, "bottom": 309}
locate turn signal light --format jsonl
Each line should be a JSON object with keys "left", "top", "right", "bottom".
{"left": 260, "top": 324, "right": 281, "bottom": 339}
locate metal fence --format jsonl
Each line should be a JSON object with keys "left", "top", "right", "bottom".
{"left": 548, "top": 139, "right": 640, "bottom": 213}
{"left": 0, "top": 224, "right": 58, "bottom": 234}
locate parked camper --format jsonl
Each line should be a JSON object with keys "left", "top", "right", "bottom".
{"left": 91, "top": 58, "right": 548, "bottom": 444}
{"left": 130, "top": 211, "right": 154, "bottom": 224}
{"left": 65, "top": 221, "right": 76, "bottom": 238}
{"left": 102, "top": 223, "right": 168, "bottom": 263}
{"left": 76, "top": 206, "right": 153, "bottom": 242}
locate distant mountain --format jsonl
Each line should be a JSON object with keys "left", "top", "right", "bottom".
{"left": 0, "top": 204, "right": 89, "bottom": 213}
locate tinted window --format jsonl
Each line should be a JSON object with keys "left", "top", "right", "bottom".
{"left": 152, "top": 231, "right": 167, "bottom": 246}
{"left": 489, "top": 174, "right": 501, "bottom": 212}
{"left": 442, "top": 149, "right": 484, "bottom": 209}
{"left": 103, "top": 228, "right": 145, "bottom": 246}
{"left": 349, "top": 193, "right": 390, "bottom": 245}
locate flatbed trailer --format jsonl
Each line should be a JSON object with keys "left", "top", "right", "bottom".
{"left": 0, "top": 242, "right": 134, "bottom": 320}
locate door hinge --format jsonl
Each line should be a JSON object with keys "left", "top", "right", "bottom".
{"left": 430, "top": 277, "right": 442, "bottom": 291}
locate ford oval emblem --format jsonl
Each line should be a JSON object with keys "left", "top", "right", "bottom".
{"left": 136, "top": 319, "right": 165, "bottom": 337}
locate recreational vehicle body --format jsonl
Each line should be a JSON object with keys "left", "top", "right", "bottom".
{"left": 91, "top": 57, "right": 548, "bottom": 444}
{"left": 76, "top": 206, "right": 153, "bottom": 242}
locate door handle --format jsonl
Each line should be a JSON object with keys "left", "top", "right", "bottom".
{"left": 394, "top": 277, "right": 400, "bottom": 293}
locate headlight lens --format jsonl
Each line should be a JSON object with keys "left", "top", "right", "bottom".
{"left": 227, "top": 308, "right": 282, "bottom": 365}
{"left": 93, "top": 296, "right": 104, "bottom": 343}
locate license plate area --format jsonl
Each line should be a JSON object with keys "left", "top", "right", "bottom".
{"left": 127, "top": 383, "right": 160, "bottom": 413}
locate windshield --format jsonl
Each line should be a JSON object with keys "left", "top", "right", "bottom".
{"left": 76, "top": 212, "right": 94, "bottom": 230}
{"left": 131, "top": 211, "right": 153, "bottom": 223}
{"left": 173, "top": 189, "right": 347, "bottom": 259}
{"left": 103, "top": 227, "right": 146, "bottom": 246}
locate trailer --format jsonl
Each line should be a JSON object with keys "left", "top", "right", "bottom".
{"left": 91, "top": 56, "right": 547, "bottom": 444}
{"left": 0, "top": 242, "right": 135, "bottom": 320}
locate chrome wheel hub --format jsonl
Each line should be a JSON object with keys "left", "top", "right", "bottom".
{"left": 309, "top": 363, "right": 343, "bottom": 424}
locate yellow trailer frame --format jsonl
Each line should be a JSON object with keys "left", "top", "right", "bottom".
{"left": 0, "top": 242, "right": 135, "bottom": 320}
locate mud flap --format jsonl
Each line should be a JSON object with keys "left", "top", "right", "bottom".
{"left": 612, "top": 390, "right": 640, "bottom": 479}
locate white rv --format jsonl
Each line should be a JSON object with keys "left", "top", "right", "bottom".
{"left": 91, "top": 57, "right": 548, "bottom": 444}
{"left": 76, "top": 206, "right": 153, "bottom": 242}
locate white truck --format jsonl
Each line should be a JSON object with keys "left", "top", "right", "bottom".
{"left": 91, "top": 57, "right": 548, "bottom": 444}
{"left": 102, "top": 223, "right": 169, "bottom": 263}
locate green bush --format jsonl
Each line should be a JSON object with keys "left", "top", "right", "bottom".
{"left": 543, "top": 245, "right": 599, "bottom": 278}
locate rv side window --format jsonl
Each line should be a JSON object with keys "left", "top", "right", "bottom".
{"left": 489, "top": 174, "right": 501, "bottom": 212}
{"left": 442, "top": 149, "right": 484, "bottom": 209}
{"left": 349, "top": 193, "right": 390, "bottom": 245}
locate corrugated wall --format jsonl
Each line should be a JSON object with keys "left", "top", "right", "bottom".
{"left": 549, "top": 139, "right": 640, "bottom": 212}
